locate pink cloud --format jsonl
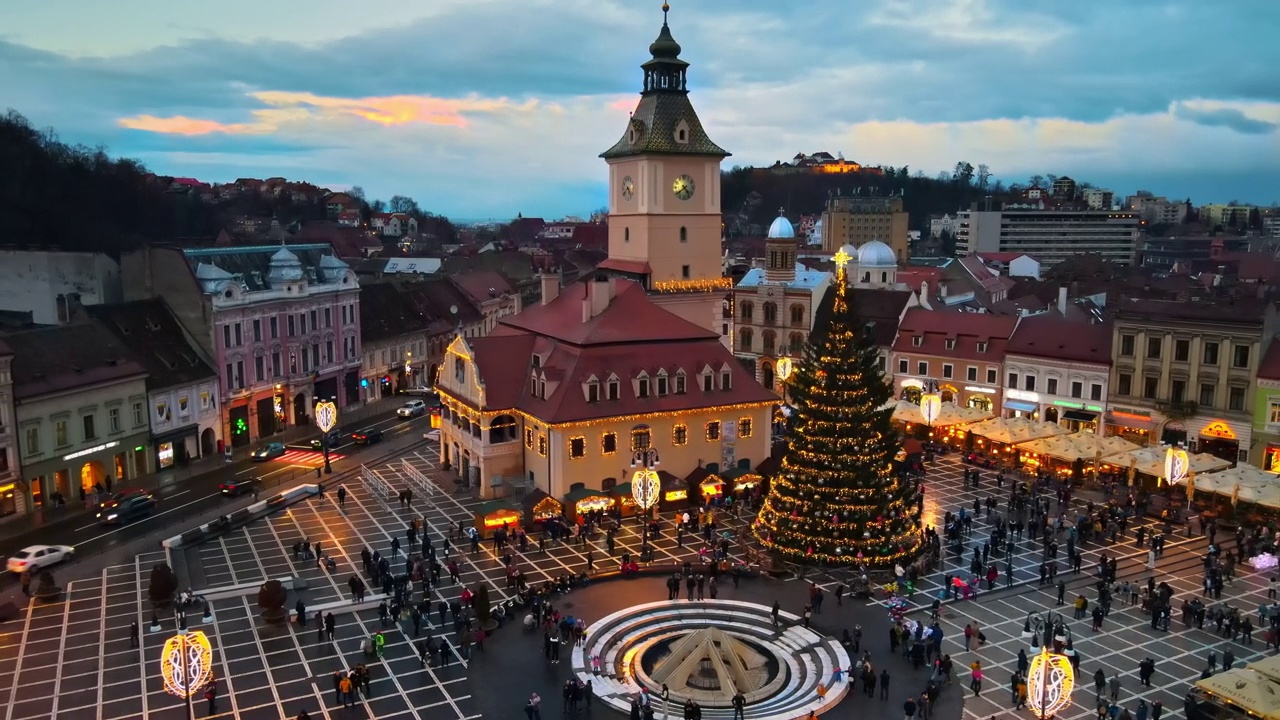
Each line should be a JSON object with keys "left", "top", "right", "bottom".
{"left": 117, "top": 114, "right": 265, "bottom": 135}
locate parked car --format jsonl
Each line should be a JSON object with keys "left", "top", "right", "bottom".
{"left": 97, "top": 491, "right": 157, "bottom": 525}
{"left": 250, "top": 442, "right": 286, "bottom": 461}
{"left": 309, "top": 430, "right": 343, "bottom": 450}
{"left": 351, "top": 428, "right": 384, "bottom": 445}
{"left": 397, "top": 400, "right": 428, "bottom": 418}
{"left": 7, "top": 544, "right": 75, "bottom": 574}
{"left": 219, "top": 477, "right": 258, "bottom": 497}
{"left": 404, "top": 386, "right": 438, "bottom": 399}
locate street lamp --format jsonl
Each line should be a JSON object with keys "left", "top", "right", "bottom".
{"left": 1020, "top": 611, "right": 1075, "bottom": 720}
{"left": 315, "top": 398, "right": 338, "bottom": 475}
{"left": 920, "top": 380, "right": 941, "bottom": 438}
{"left": 159, "top": 609, "right": 213, "bottom": 720}
{"left": 631, "top": 448, "right": 661, "bottom": 521}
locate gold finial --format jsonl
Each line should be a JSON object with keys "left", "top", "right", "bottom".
{"left": 662, "top": 2, "right": 670, "bottom": 22}
{"left": 833, "top": 248, "right": 851, "bottom": 270}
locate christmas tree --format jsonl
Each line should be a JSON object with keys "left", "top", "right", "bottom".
{"left": 753, "top": 253, "right": 922, "bottom": 567}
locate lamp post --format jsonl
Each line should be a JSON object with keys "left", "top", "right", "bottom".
{"left": 631, "top": 448, "right": 661, "bottom": 523}
{"left": 1020, "top": 611, "right": 1074, "bottom": 720}
{"left": 315, "top": 397, "right": 338, "bottom": 475}
{"left": 159, "top": 607, "right": 213, "bottom": 720}
{"left": 920, "top": 380, "right": 941, "bottom": 439}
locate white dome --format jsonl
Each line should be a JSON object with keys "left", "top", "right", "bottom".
{"left": 857, "top": 240, "right": 896, "bottom": 267}
{"left": 839, "top": 243, "right": 856, "bottom": 259}
{"left": 767, "top": 213, "right": 795, "bottom": 239}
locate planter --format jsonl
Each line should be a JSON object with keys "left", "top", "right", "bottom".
{"left": 34, "top": 586, "right": 63, "bottom": 603}
{"left": 261, "top": 608, "right": 288, "bottom": 624}
{"left": 480, "top": 619, "right": 499, "bottom": 634}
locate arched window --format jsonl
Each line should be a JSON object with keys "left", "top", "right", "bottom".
{"left": 761, "top": 361, "right": 774, "bottom": 389}
{"left": 862, "top": 272, "right": 871, "bottom": 283}
{"left": 631, "top": 425, "right": 652, "bottom": 451}
{"left": 881, "top": 272, "right": 888, "bottom": 283}
{"left": 762, "top": 302, "right": 777, "bottom": 325}
{"left": 624, "top": 227, "right": 630, "bottom": 242}
{"left": 679, "top": 227, "right": 688, "bottom": 243}
{"left": 762, "top": 330, "right": 777, "bottom": 355}
{"left": 740, "top": 301, "right": 754, "bottom": 322}
{"left": 790, "top": 304, "right": 805, "bottom": 326}
{"left": 738, "top": 327, "right": 754, "bottom": 352}
{"left": 488, "top": 414, "right": 517, "bottom": 444}
{"left": 788, "top": 332, "right": 804, "bottom": 354}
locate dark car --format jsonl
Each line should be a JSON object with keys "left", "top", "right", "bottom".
{"left": 351, "top": 428, "right": 383, "bottom": 445}
{"left": 97, "top": 490, "right": 157, "bottom": 525}
{"left": 219, "top": 477, "right": 258, "bottom": 497}
{"left": 309, "top": 430, "right": 343, "bottom": 450}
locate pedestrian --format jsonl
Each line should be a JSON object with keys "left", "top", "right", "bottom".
{"left": 325, "top": 612, "right": 336, "bottom": 641}
{"left": 129, "top": 620, "right": 139, "bottom": 648}
{"left": 527, "top": 692, "right": 542, "bottom": 720}
{"left": 904, "top": 696, "right": 918, "bottom": 720}
{"left": 204, "top": 680, "right": 218, "bottom": 714}
{"left": 880, "top": 668, "right": 890, "bottom": 700}
{"left": 970, "top": 661, "right": 983, "bottom": 697}
{"left": 1109, "top": 674, "right": 1121, "bottom": 702}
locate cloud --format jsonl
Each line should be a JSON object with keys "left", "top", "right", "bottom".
{"left": 2, "top": 0, "right": 1279, "bottom": 217}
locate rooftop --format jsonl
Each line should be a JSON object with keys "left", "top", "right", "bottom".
{"left": 5, "top": 321, "right": 149, "bottom": 400}
{"left": 892, "top": 308, "right": 1019, "bottom": 361}
{"left": 500, "top": 278, "right": 715, "bottom": 346}
{"left": 1006, "top": 315, "right": 1113, "bottom": 365}
{"left": 1114, "top": 296, "right": 1272, "bottom": 324}
{"left": 83, "top": 300, "right": 216, "bottom": 390}
{"left": 736, "top": 265, "right": 830, "bottom": 291}
{"left": 180, "top": 243, "right": 348, "bottom": 292}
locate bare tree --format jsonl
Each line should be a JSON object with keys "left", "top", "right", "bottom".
{"left": 976, "top": 164, "right": 991, "bottom": 189}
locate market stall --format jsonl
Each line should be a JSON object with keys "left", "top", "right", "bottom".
{"left": 959, "top": 416, "right": 1069, "bottom": 465}
{"left": 563, "top": 487, "right": 616, "bottom": 521}
{"left": 1192, "top": 669, "right": 1280, "bottom": 720}
{"left": 473, "top": 500, "right": 522, "bottom": 539}
{"left": 1105, "top": 445, "right": 1232, "bottom": 487}
{"left": 1016, "top": 432, "right": 1139, "bottom": 477}
{"left": 732, "top": 473, "right": 764, "bottom": 491}
{"left": 659, "top": 471, "right": 691, "bottom": 509}
{"left": 521, "top": 488, "right": 563, "bottom": 526}
{"left": 885, "top": 399, "right": 992, "bottom": 433}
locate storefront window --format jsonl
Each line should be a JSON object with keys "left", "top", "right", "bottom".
{"left": 158, "top": 442, "right": 176, "bottom": 470}
{"left": 967, "top": 395, "right": 992, "bottom": 412}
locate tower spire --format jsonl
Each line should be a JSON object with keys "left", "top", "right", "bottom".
{"left": 662, "top": 1, "right": 670, "bottom": 25}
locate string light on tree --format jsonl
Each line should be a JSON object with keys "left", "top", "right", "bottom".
{"left": 752, "top": 256, "right": 923, "bottom": 567}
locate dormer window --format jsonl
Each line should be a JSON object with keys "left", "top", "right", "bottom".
{"left": 675, "top": 370, "right": 687, "bottom": 394}
{"left": 720, "top": 371, "right": 732, "bottom": 390}
{"left": 532, "top": 354, "right": 542, "bottom": 369}
{"left": 701, "top": 372, "right": 714, "bottom": 393}
{"left": 656, "top": 374, "right": 669, "bottom": 396}
{"left": 587, "top": 380, "right": 600, "bottom": 403}
{"left": 945, "top": 339, "right": 956, "bottom": 350}
{"left": 912, "top": 336, "right": 923, "bottom": 347}
{"left": 607, "top": 376, "right": 620, "bottom": 401}
{"left": 638, "top": 376, "right": 650, "bottom": 398}
{"left": 977, "top": 341, "right": 988, "bottom": 353}
{"left": 674, "top": 119, "right": 691, "bottom": 145}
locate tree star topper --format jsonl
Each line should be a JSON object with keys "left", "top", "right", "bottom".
{"left": 833, "top": 248, "right": 852, "bottom": 270}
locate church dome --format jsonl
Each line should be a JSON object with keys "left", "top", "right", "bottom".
{"left": 767, "top": 212, "right": 795, "bottom": 239}
{"left": 857, "top": 240, "right": 896, "bottom": 268}
{"left": 649, "top": 4, "right": 682, "bottom": 58}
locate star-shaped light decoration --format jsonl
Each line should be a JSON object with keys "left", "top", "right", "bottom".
{"left": 833, "top": 248, "right": 852, "bottom": 269}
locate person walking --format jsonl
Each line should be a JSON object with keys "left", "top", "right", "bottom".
{"left": 879, "top": 668, "right": 891, "bottom": 700}
{"left": 1109, "top": 674, "right": 1121, "bottom": 702}
{"left": 129, "top": 620, "right": 139, "bottom": 649}
{"left": 204, "top": 680, "right": 218, "bottom": 715}
{"left": 904, "top": 696, "right": 918, "bottom": 720}
{"left": 970, "top": 661, "right": 984, "bottom": 697}
{"left": 526, "top": 692, "right": 542, "bottom": 720}
{"left": 325, "top": 612, "right": 336, "bottom": 641}
{"left": 339, "top": 673, "right": 354, "bottom": 707}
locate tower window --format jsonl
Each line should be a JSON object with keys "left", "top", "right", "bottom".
{"left": 678, "top": 129, "right": 687, "bottom": 142}
{"left": 682, "top": 265, "right": 690, "bottom": 279}
{"left": 679, "top": 227, "right": 687, "bottom": 243}
{"left": 624, "top": 227, "right": 630, "bottom": 243}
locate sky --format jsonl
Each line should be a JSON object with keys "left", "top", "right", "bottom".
{"left": 2, "top": 0, "right": 1278, "bottom": 221}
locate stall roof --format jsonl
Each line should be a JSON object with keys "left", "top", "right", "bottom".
{"left": 1194, "top": 669, "right": 1280, "bottom": 720}
{"left": 1106, "top": 445, "right": 1232, "bottom": 480}
{"left": 476, "top": 499, "right": 521, "bottom": 516}
{"left": 563, "top": 487, "right": 611, "bottom": 504}
{"left": 1017, "top": 433, "right": 1139, "bottom": 463}
{"left": 964, "top": 416, "right": 1069, "bottom": 444}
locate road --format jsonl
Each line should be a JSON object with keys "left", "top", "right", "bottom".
{"left": 0, "top": 408, "right": 434, "bottom": 582}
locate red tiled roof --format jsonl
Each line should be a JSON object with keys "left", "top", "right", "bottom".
{"left": 449, "top": 270, "right": 516, "bottom": 307}
{"left": 6, "top": 321, "right": 149, "bottom": 400}
{"left": 1006, "top": 315, "right": 1112, "bottom": 365}
{"left": 1258, "top": 339, "right": 1280, "bottom": 381}
{"left": 597, "top": 258, "right": 652, "bottom": 275}
{"left": 502, "top": 279, "right": 715, "bottom": 345}
{"left": 891, "top": 308, "right": 1018, "bottom": 362}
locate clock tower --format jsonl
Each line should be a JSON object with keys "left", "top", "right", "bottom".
{"left": 599, "top": 3, "right": 730, "bottom": 336}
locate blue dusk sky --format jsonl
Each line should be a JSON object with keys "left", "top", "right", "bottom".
{"left": 2, "top": 0, "right": 1278, "bottom": 221}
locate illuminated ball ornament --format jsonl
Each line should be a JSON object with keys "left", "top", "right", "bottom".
{"left": 314, "top": 399, "right": 339, "bottom": 434}
{"left": 776, "top": 356, "right": 795, "bottom": 381}
{"left": 1026, "top": 648, "right": 1075, "bottom": 719}
{"left": 160, "top": 630, "right": 214, "bottom": 699}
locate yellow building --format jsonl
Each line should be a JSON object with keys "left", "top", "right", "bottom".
{"left": 821, "top": 195, "right": 910, "bottom": 264}
{"left": 435, "top": 275, "right": 776, "bottom": 508}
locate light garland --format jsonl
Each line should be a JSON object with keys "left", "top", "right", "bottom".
{"left": 739, "top": 418, "right": 753, "bottom": 438}
{"left": 524, "top": 428, "right": 534, "bottom": 449}
{"left": 602, "top": 432, "right": 618, "bottom": 455}
{"left": 652, "top": 277, "right": 734, "bottom": 293}
{"left": 537, "top": 434, "right": 547, "bottom": 457}
{"left": 436, "top": 389, "right": 773, "bottom": 430}
{"left": 569, "top": 436, "right": 586, "bottom": 459}
{"left": 706, "top": 421, "right": 721, "bottom": 441}
{"left": 672, "top": 424, "right": 688, "bottom": 445}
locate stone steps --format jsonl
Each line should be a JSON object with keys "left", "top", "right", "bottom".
{"left": 573, "top": 600, "right": 850, "bottom": 720}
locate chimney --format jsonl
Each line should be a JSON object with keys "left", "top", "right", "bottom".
{"left": 581, "top": 282, "right": 592, "bottom": 323}
{"left": 920, "top": 280, "right": 929, "bottom": 300}
{"left": 539, "top": 272, "right": 560, "bottom": 305}
{"left": 1057, "top": 286, "right": 1068, "bottom": 315}
{"left": 583, "top": 274, "right": 612, "bottom": 320}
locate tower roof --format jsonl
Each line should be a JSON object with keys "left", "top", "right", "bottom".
{"left": 600, "top": 3, "right": 729, "bottom": 160}
{"left": 767, "top": 210, "right": 796, "bottom": 239}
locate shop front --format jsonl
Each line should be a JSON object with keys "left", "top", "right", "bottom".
{"left": 963, "top": 385, "right": 997, "bottom": 413}
{"left": 1192, "top": 418, "right": 1248, "bottom": 464}
{"left": 153, "top": 423, "right": 199, "bottom": 471}
{"left": 473, "top": 500, "right": 522, "bottom": 539}
{"left": 564, "top": 487, "right": 615, "bottom": 521}
{"left": 1104, "top": 408, "right": 1155, "bottom": 446}
{"left": 1054, "top": 400, "right": 1104, "bottom": 434}
{"left": 659, "top": 472, "right": 691, "bottom": 510}
{"left": 21, "top": 432, "right": 150, "bottom": 510}
{"left": 521, "top": 488, "right": 563, "bottom": 527}
{"left": 1003, "top": 389, "right": 1040, "bottom": 420}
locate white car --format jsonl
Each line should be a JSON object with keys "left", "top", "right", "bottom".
{"left": 397, "top": 400, "right": 427, "bottom": 418}
{"left": 8, "top": 544, "right": 75, "bottom": 574}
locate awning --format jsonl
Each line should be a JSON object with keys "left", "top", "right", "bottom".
{"left": 1003, "top": 400, "right": 1038, "bottom": 413}
{"left": 1062, "top": 410, "right": 1098, "bottom": 422}
{"left": 1107, "top": 413, "right": 1155, "bottom": 431}
{"left": 151, "top": 423, "right": 200, "bottom": 444}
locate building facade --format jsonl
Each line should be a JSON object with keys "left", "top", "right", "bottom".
{"left": 821, "top": 196, "right": 910, "bottom": 264}
{"left": 0, "top": 250, "right": 123, "bottom": 325}
{"left": 434, "top": 275, "right": 775, "bottom": 501}
{"left": 121, "top": 244, "right": 362, "bottom": 448}
{"left": 891, "top": 309, "right": 1018, "bottom": 414}
{"left": 9, "top": 321, "right": 151, "bottom": 513}
{"left": 0, "top": 341, "right": 17, "bottom": 516}
{"left": 733, "top": 214, "right": 831, "bottom": 391}
{"left": 597, "top": 8, "right": 732, "bottom": 336}
{"left": 1003, "top": 316, "right": 1112, "bottom": 433}
{"left": 1253, "top": 341, "right": 1280, "bottom": 472}
{"left": 1108, "top": 298, "right": 1278, "bottom": 464}
{"left": 84, "top": 299, "right": 222, "bottom": 469}
{"left": 956, "top": 209, "right": 1140, "bottom": 267}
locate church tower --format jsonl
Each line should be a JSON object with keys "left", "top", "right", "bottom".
{"left": 599, "top": 3, "right": 730, "bottom": 336}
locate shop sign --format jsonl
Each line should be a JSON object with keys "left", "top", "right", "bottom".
{"left": 1201, "top": 421, "right": 1236, "bottom": 439}
{"left": 64, "top": 441, "right": 120, "bottom": 462}
{"left": 964, "top": 386, "right": 996, "bottom": 394}
{"left": 1007, "top": 389, "right": 1040, "bottom": 403}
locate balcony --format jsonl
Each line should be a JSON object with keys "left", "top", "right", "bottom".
{"left": 1155, "top": 400, "right": 1198, "bottom": 418}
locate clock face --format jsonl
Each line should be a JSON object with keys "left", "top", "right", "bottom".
{"left": 672, "top": 175, "right": 696, "bottom": 201}
{"left": 621, "top": 176, "right": 635, "bottom": 201}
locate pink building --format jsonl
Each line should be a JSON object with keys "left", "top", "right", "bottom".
{"left": 121, "top": 244, "right": 362, "bottom": 447}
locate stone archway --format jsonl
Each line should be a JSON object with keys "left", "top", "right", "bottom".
{"left": 80, "top": 460, "right": 106, "bottom": 494}
{"left": 200, "top": 428, "right": 216, "bottom": 457}
{"left": 293, "top": 392, "right": 308, "bottom": 426}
